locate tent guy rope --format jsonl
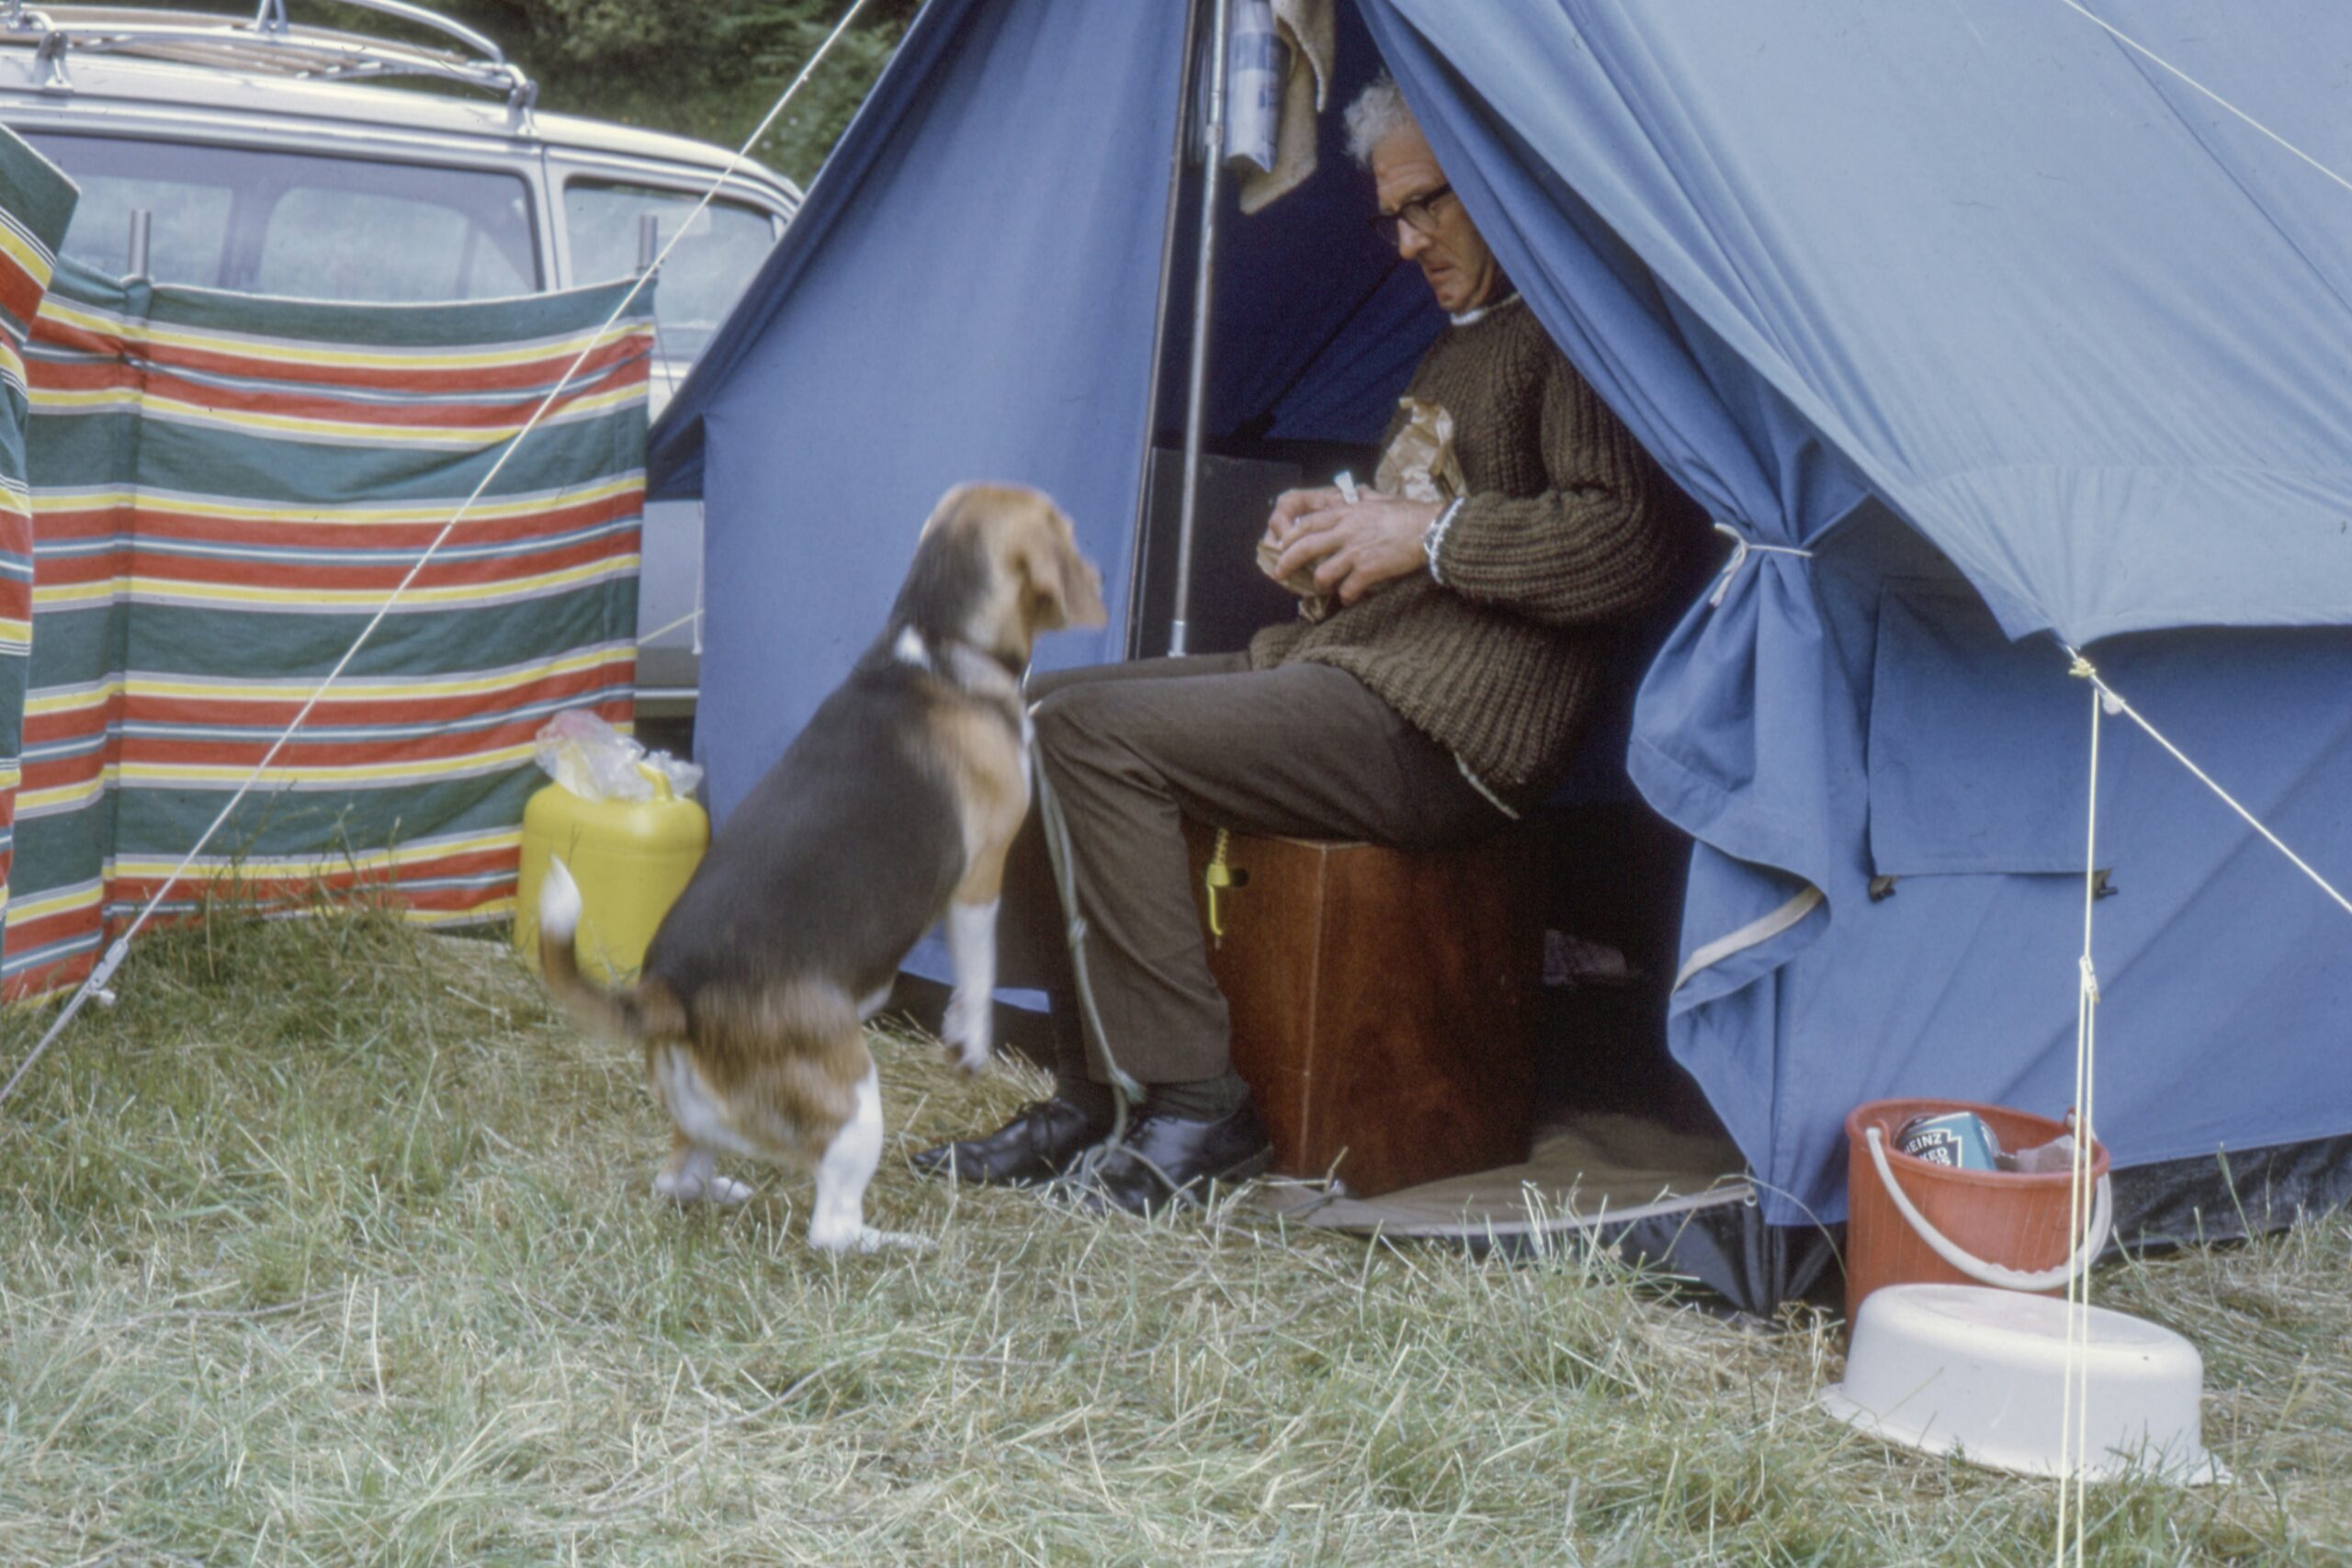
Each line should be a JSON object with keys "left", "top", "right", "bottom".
{"left": 0, "top": 0, "right": 874, "bottom": 1116}
{"left": 2055, "top": 660, "right": 2105, "bottom": 1566}
{"left": 2044, "top": 642, "right": 2349, "bottom": 1546}
{"left": 2064, "top": 649, "right": 2352, "bottom": 920}
{"left": 2052, "top": 0, "right": 2352, "bottom": 199}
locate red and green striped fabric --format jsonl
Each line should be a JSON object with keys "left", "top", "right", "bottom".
{"left": 1, "top": 170, "right": 651, "bottom": 998}
{"left": 0, "top": 130, "right": 77, "bottom": 990}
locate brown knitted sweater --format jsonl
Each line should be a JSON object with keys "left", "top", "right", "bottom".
{"left": 1249, "top": 297, "right": 1700, "bottom": 795}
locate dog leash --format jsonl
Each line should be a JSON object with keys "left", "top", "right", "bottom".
{"left": 1026, "top": 720, "right": 1144, "bottom": 1156}
{"left": 1029, "top": 706, "right": 1251, "bottom": 1208}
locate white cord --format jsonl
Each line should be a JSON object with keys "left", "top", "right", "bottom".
{"left": 0, "top": 0, "right": 876, "bottom": 1113}
{"left": 2064, "top": 648, "right": 2352, "bottom": 919}
{"left": 1706, "top": 521, "right": 1813, "bottom": 607}
{"left": 2044, "top": 635, "right": 2352, "bottom": 1551}
{"left": 638, "top": 608, "right": 704, "bottom": 645}
{"left": 2056, "top": 663, "right": 2102, "bottom": 1564}
{"left": 2052, "top": 0, "right": 2352, "bottom": 199}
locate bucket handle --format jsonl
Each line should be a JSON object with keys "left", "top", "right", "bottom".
{"left": 1865, "top": 1125, "right": 2112, "bottom": 1292}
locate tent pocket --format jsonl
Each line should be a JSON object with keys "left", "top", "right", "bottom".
{"left": 1865, "top": 580, "right": 2127, "bottom": 878}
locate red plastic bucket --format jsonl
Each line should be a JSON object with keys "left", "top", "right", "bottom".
{"left": 1843, "top": 1098, "right": 2111, "bottom": 1324}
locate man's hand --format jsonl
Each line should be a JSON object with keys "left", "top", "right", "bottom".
{"left": 1262, "top": 489, "right": 1443, "bottom": 607}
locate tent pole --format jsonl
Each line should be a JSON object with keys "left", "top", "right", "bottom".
{"left": 1169, "top": 0, "right": 1230, "bottom": 658}
{"left": 1123, "top": 0, "right": 1208, "bottom": 660}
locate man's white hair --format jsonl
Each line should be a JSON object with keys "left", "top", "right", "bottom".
{"left": 1342, "top": 73, "right": 1418, "bottom": 168}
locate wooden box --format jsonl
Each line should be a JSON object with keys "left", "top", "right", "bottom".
{"left": 1186, "top": 825, "right": 1539, "bottom": 1196}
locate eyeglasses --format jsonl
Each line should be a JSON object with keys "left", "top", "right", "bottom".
{"left": 1368, "top": 183, "right": 1454, "bottom": 249}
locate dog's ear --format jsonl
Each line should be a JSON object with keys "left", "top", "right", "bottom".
{"left": 1015, "top": 503, "right": 1107, "bottom": 631}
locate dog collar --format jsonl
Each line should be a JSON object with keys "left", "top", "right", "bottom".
{"left": 895, "top": 626, "right": 1027, "bottom": 714}
{"left": 938, "top": 638, "right": 1025, "bottom": 704}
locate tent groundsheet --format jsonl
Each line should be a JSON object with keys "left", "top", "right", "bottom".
{"left": 1261, "top": 1111, "right": 1745, "bottom": 1238}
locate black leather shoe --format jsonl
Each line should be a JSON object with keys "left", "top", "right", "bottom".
{"left": 910, "top": 1099, "right": 1111, "bottom": 1187}
{"left": 1066, "top": 1101, "right": 1272, "bottom": 1216}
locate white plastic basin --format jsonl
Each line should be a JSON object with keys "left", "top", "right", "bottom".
{"left": 1820, "top": 1283, "right": 2225, "bottom": 1483}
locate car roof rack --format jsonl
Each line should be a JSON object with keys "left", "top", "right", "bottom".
{"left": 0, "top": 0, "right": 537, "bottom": 110}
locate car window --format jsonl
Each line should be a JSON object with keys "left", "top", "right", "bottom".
{"left": 564, "top": 182, "right": 777, "bottom": 364}
{"left": 26, "top": 133, "right": 538, "bottom": 300}
{"left": 42, "top": 165, "right": 234, "bottom": 288}
{"left": 256, "top": 184, "right": 532, "bottom": 301}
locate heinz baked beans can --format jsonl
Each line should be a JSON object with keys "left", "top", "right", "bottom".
{"left": 1896, "top": 1110, "right": 2002, "bottom": 1171}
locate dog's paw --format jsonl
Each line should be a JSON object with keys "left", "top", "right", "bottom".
{"left": 942, "top": 992, "right": 994, "bottom": 1075}
{"left": 653, "top": 1168, "right": 754, "bottom": 1206}
{"left": 705, "top": 1174, "right": 754, "bottom": 1206}
{"left": 809, "top": 1224, "right": 933, "bottom": 1254}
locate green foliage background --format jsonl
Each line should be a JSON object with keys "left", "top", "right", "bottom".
{"left": 315, "top": 0, "right": 924, "bottom": 184}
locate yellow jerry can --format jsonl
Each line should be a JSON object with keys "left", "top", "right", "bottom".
{"left": 514, "top": 764, "right": 709, "bottom": 985}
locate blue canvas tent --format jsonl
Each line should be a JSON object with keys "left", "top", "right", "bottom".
{"left": 650, "top": 0, "right": 2352, "bottom": 1306}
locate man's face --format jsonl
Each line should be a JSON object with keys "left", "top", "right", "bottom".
{"left": 1372, "top": 126, "right": 1501, "bottom": 314}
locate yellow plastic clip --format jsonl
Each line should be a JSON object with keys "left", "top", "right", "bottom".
{"left": 1204, "top": 828, "right": 1235, "bottom": 947}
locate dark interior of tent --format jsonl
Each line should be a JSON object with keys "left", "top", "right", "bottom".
{"left": 911, "top": 2, "right": 1757, "bottom": 1255}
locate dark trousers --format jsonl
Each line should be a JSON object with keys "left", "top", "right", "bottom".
{"left": 998, "top": 653, "right": 1505, "bottom": 1091}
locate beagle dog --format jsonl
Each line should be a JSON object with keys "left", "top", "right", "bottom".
{"left": 538, "top": 482, "right": 1106, "bottom": 1250}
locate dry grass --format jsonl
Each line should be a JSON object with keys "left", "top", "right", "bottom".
{"left": 0, "top": 904, "right": 2345, "bottom": 1566}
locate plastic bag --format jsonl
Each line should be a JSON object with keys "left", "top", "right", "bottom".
{"left": 533, "top": 709, "right": 703, "bottom": 802}
{"left": 1999, "top": 1133, "right": 2080, "bottom": 1175}
{"left": 1374, "top": 396, "right": 1466, "bottom": 505}
{"left": 642, "top": 749, "right": 704, "bottom": 800}
{"left": 536, "top": 710, "right": 650, "bottom": 801}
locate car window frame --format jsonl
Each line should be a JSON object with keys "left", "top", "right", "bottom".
{"left": 13, "top": 122, "right": 555, "bottom": 300}
{"left": 547, "top": 152, "right": 790, "bottom": 380}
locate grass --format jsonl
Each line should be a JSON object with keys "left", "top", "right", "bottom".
{"left": 0, "top": 902, "right": 2346, "bottom": 1565}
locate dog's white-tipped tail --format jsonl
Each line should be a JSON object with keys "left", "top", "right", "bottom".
{"left": 537, "top": 854, "right": 643, "bottom": 1041}
{"left": 539, "top": 854, "right": 583, "bottom": 942}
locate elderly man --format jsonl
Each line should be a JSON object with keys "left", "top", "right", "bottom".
{"left": 913, "top": 75, "right": 1701, "bottom": 1213}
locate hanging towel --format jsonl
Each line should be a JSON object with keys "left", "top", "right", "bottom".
{"left": 1224, "top": 0, "right": 1283, "bottom": 175}
{"left": 1238, "top": 0, "right": 1335, "bottom": 215}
